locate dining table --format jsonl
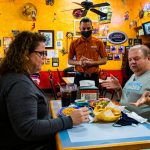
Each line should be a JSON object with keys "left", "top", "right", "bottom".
{"left": 50, "top": 100, "right": 150, "bottom": 150}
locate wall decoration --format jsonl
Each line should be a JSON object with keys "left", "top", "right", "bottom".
{"left": 39, "top": 30, "right": 54, "bottom": 49}
{"left": 99, "top": 5, "right": 112, "bottom": 24}
{"left": 107, "top": 31, "right": 127, "bottom": 44}
{"left": 56, "top": 40, "right": 63, "bottom": 49}
{"left": 74, "top": 20, "right": 99, "bottom": 37}
{"left": 57, "top": 31, "right": 63, "bottom": 40}
{"left": 99, "top": 24, "right": 109, "bottom": 37}
{"left": 46, "top": 0, "right": 54, "bottom": 6}
{"left": 107, "top": 54, "right": 113, "bottom": 60}
{"left": 60, "top": 48, "right": 68, "bottom": 56}
{"left": 143, "top": 2, "right": 150, "bottom": 17}
{"left": 52, "top": 57, "right": 59, "bottom": 67}
{"left": 72, "top": 9, "right": 83, "bottom": 19}
{"left": 124, "top": 11, "right": 129, "bottom": 21}
{"left": 53, "top": 12, "right": 56, "bottom": 22}
{"left": 118, "top": 46, "right": 125, "bottom": 54}
{"left": 133, "top": 38, "right": 142, "bottom": 45}
{"left": 110, "top": 45, "right": 117, "bottom": 53}
{"left": 114, "top": 54, "right": 121, "bottom": 61}
{"left": 106, "top": 45, "right": 110, "bottom": 53}
{"left": 3, "top": 37, "right": 13, "bottom": 46}
{"left": 45, "top": 58, "right": 50, "bottom": 64}
{"left": 31, "top": 23, "right": 35, "bottom": 30}
{"left": 12, "top": 30, "right": 20, "bottom": 37}
{"left": 128, "top": 38, "right": 133, "bottom": 46}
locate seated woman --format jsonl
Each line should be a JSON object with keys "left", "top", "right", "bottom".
{"left": 0, "top": 31, "right": 89, "bottom": 150}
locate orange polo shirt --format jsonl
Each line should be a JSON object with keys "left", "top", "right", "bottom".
{"left": 68, "top": 36, "right": 107, "bottom": 73}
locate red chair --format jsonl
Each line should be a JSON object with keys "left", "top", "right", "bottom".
{"left": 48, "top": 70, "right": 58, "bottom": 100}
{"left": 57, "top": 68, "right": 66, "bottom": 86}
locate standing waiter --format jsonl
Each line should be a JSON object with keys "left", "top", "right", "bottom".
{"left": 68, "top": 17, "right": 107, "bottom": 87}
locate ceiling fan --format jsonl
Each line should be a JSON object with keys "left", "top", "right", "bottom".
{"left": 61, "top": 0, "right": 110, "bottom": 17}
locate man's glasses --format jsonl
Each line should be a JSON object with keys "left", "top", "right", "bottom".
{"left": 34, "top": 51, "right": 47, "bottom": 57}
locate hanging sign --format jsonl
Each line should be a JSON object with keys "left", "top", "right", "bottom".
{"left": 107, "top": 31, "right": 127, "bottom": 44}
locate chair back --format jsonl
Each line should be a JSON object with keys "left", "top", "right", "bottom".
{"left": 48, "top": 70, "right": 57, "bottom": 100}
{"left": 57, "top": 68, "right": 66, "bottom": 86}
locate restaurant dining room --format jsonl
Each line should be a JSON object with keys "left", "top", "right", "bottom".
{"left": 0, "top": 0, "right": 150, "bottom": 150}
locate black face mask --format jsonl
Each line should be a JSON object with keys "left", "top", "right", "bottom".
{"left": 81, "top": 30, "right": 92, "bottom": 38}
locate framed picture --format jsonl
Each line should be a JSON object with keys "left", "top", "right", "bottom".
{"left": 39, "top": 30, "right": 54, "bottom": 49}
{"left": 52, "top": 57, "right": 59, "bottom": 67}
{"left": 3, "top": 37, "right": 13, "bottom": 46}
{"left": 114, "top": 54, "right": 121, "bottom": 61}
{"left": 133, "top": 38, "right": 142, "bottom": 45}
{"left": 106, "top": 45, "right": 110, "bottom": 53}
{"left": 45, "top": 58, "right": 50, "bottom": 64}
{"left": 128, "top": 38, "right": 133, "bottom": 46}
{"left": 107, "top": 54, "right": 113, "bottom": 60}
{"left": 110, "top": 45, "right": 116, "bottom": 53}
{"left": 118, "top": 46, "right": 125, "bottom": 54}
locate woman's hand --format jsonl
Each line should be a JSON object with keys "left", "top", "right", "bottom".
{"left": 70, "top": 107, "right": 89, "bottom": 126}
{"left": 131, "top": 91, "right": 150, "bottom": 107}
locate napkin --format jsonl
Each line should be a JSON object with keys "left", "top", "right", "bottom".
{"left": 106, "top": 101, "right": 125, "bottom": 111}
{"left": 126, "top": 112, "right": 148, "bottom": 123}
{"left": 113, "top": 112, "right": 139, "bottom": 127}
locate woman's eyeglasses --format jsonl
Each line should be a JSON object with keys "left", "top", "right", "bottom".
{"left": 34, "top": 51, "right": 47, "bottom": 57}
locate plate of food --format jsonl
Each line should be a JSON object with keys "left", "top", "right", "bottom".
{"left": 94, "top": 107, "right": 121, "bottom": 122}
{"left": 88, "top": 98, "right": 110, "bottom": 109}
{"left": 59, "top": 106, "right": 79, "bottom": 117}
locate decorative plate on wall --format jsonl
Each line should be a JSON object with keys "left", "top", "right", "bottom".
{"left": 22, "top": 3, "right": 37, "bottom": 21}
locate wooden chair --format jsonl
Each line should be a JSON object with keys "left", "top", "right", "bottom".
{"left": 48, "top": 70, "right": 58, "bottom": 100}
{"left": 57, "top": 68, "right": 66, "bottom": 86}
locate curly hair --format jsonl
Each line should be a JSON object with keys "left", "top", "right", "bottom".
{"left": 0, "top": 31, "right": 46, "bottom": 75}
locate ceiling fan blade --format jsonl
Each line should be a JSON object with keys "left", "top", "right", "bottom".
{"left": 81, "top": 9, "right": 88, "bottom": 17}
{"left": 61, "top": 8, "right": 83, "bottom": 12}
{"left": 72, "top": 2, "right": 82, "bottom": 7}
{"left": 90, "top": 9, "right": 107, "bottom": 17}
{"left": 92, "top": 2, "right": 110, "bottom": 8}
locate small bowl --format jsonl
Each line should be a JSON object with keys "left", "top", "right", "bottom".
{"left": 75, "top": 99, "right": 89, "bottom": 107}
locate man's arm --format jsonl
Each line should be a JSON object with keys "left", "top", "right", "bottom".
{"left": 131, "top": 91, "right": 150, "bottom": 106}
{"left": 90, "top": 57, "right": 107, "bottom": 66}
{"left": 68, "top": 59, "right": 82, "bottom": 66}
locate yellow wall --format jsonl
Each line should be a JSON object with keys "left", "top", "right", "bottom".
{"left": 0, "top": 0, "right": 149, "bottom": 71}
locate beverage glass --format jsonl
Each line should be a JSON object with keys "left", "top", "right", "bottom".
{"left": 67, "top": 83, "right": 77, "bottom": 103}
{"left": 60, "top": 86, "right": 71, "bottom": 107}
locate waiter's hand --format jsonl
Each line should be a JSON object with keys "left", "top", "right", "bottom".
{"left": 80, "top": 56, "right": 93, "bottom": 67}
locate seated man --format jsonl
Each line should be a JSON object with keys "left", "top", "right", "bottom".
{"left": 101, "top": 45, "right": 150, "bottom": 120}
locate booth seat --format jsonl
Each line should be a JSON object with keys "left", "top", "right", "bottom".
{"left": 39, "top": 70, "right": 123, "bottom": 90}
